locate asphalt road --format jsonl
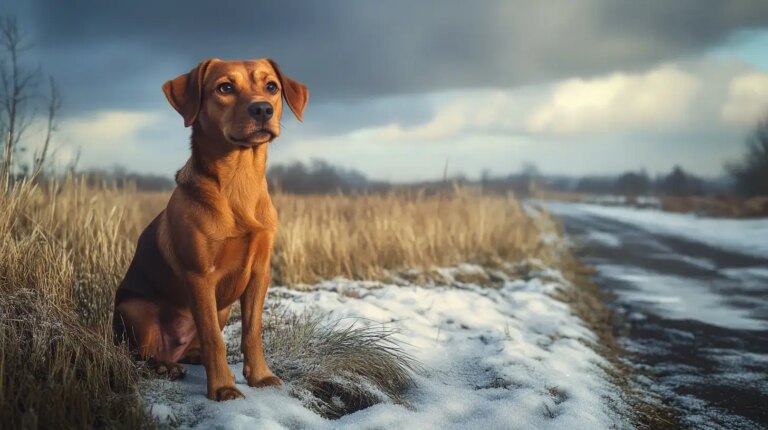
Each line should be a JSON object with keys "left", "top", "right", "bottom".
{"left": 546, "top": 203, "right": 768, "bottom": 430}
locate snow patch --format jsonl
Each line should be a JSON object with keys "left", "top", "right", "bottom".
{"left": 597, "top": 264, "right": 767, "bottom": 331}
{"left": 549, "top": 203, "right": 768, "bottom": 258}
{"left": 585, "top": 231, "right": 622, "bottom": 248}
{"left": 145, "top": 268, "right": 629, "bottom": 429}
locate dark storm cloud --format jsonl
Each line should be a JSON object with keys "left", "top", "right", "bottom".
{"left": 5, "top": 0, "right": 768, "bottom": 114}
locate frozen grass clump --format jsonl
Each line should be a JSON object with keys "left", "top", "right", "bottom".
{"left": 0, "top": 289, "right": 152, "bottom": 429}
{"left": 226, "top": 308, "right": 420, "bottom": 418}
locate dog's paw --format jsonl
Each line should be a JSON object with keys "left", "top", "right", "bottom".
{"left": 213, "top": 385, "right": 244, "bottom": 401}
{"left": 248, "top": 375, "right": 284, "bottom": 388}
{"left": 243, "top": 363, "right": 283, "bottom": 388}
{"left": 147, "top": 358, "right": 187, "bottom": 380}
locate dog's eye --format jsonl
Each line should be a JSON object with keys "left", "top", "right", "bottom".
{"left": 217, "top": 82, "right": 235, "bottom": 94}
{"left": 265, "top": 81, "right": 279, "bottom": 94}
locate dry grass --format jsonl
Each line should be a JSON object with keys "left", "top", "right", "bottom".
{"left": 0, "top": 179, "right": 157, "bottom": 429}
{"left": 660, "top": 195, "right": 768, "bottom": 218}
{"left": 0, "top": 177, "right": 561, "bottom": 428}
{"left": 272, "top": 188, "right": 560, "bottom": 284}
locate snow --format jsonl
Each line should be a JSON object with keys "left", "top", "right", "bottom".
{"left": 584, "top": 231, "right": 622, "bottom": 248}
{"left": 581, "top": 195, "right": 662, "bottom": 209}
{"left": 544, "top": 202, "right": 768, "bottom": 258}
{"left": 145, "top": 265, "right": 629, "bottom": 429}
{"left": 596, "top": 264, "right": 768, "bottom": 331}
{"left": 721, "top": 266, "right": 768, "bottom": 288}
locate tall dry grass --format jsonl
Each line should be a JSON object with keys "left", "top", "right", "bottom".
{"left": 0, "top": 179, "right": 159, "bottom": 429}
{"left": 0, "top": 177, "right": 561, "bottom": 427}
{"left": 272, "top": 188, "right": 560, "bottom": 284}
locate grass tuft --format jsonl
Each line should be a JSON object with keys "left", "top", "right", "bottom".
{"left": 227, "top": 308, "right": 420, "bottom": 418}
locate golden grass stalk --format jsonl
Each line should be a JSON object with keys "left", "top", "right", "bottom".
{"left": 272, "top": 187, "right": 561, "bottom": 284}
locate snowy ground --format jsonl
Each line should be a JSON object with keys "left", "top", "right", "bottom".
{"left": 546, "top": 202, "right": 768, "bottom": 258}
{"left": 144, "top": 265, "right": 629, "bottom": 429}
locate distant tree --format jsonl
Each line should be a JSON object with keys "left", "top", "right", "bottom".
{"left": 726, "top": 115, "right": 768, "bottom": 197}
{"left": 267, "top": 160, "right": 370, "bottom": 194}
{"left": 575, "top": 176, "right": 615, "bottom": 194}
{"left": 520, "top": 162, "right": 540, "bottom": 179}
{"left": 0, "top": 16, "right": 61, "bottom": 189}
{"left": 658, "top": 165, "right": 703, "bottom": 196}
{"left": 0, "top": 17, "right": 38, "bottom": 188}
{"left": 480, "top": 168, "right": 492, "bottom": 186}
{"left": 79, "top": 164, "right": 175, "bottom": 191}
{"left": 615, "top": 170, "right": 650, "bottom": 196}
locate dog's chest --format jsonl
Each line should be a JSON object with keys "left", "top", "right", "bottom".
{"left": 223, "top": 189, "right": 275, "bottom": 232}
{"left": 213, "top": 234, "right": 256, "bottom": 306}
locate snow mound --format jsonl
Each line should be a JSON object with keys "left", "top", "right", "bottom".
{"left": 145, "top": 267, "right": 628, "bottom": 429}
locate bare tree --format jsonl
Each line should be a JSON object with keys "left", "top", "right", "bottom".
{"left": 726, "top": 113, "right": 768, "bottom": 197}
{"left": 0, "top": 17, "right": 40, "bottom": 189}
{"left": 32, "top": 77, "right": 61, "bottom": 177}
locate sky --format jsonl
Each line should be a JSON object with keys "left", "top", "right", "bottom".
{"left": 3, "top": 0, "right": 768, "bottom": 181}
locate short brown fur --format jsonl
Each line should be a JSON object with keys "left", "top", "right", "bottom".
{"left": 113, "top": 58, "right": 308, "bottom": 401}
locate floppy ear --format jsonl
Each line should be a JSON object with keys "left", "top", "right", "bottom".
{"left": 268, "top": 59, "right": 309, "bottom": 122}
{"left": 162, "top": 59, "right": 216, "bottom": 127}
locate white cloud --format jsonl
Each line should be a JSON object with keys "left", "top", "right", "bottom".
{"left": 351, "top": 104, "right": 467, "bottom": 141}
{"left": 332, "top": 64, "right": 716, "bottom": 142}
{"left": 526, "top": 65, "right": 700, "bottom": 135}
{"left": 273, "top": 60, "right": 762, "bottom": 180}
{"left": 64, "top": 111, "right": 157, "bottom": 142}
{"left": 720, "top": 72, "right": 768, "bottom": 125}
{"left": 50, "top": 110, "right": 189, "bottom": 174}
{"left": 343, "top": 91, "right": 519, "bottom": 142}
{"left": 5, "top": 111, "right": 163, "bottom": 172}
{"left": 56, "top": 111, "right": 158, "bottom": 167}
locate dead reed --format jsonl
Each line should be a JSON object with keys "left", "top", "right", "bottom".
{"left": 0, "top": 179, "right": 156, "bottom": 429}
{"left": 272, "top": 187, "right": 561, "bottom": 284}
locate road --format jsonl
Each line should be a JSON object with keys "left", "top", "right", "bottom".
{"left": 544, "top": 202, "right": 768, "bottom": 430}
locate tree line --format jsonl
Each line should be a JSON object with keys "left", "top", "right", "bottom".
{"left": 726, "top": 115, "right": 768, "bottom": 198}
{"left": 569, "top": 116, "right": 768, "bottom": 198}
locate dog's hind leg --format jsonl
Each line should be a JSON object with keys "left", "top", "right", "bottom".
{"left": 179, "top": 305, "right": 232, "bottom": 365}
{"left": 114, "top": 297, "right": 194, "bottom": 380}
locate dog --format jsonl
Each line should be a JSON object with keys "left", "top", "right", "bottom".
{"left": 112, "top": 58, "right": 308, "bottom": 401}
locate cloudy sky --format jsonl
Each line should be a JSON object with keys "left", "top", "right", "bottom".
{"left": 4, "top": 0, "right": 768, "bottom": 181}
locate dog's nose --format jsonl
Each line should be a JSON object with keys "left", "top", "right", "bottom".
{"left": 248, "top": 102, "right": 274, "bottom": 122}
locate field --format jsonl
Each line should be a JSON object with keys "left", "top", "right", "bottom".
{"left": 0, "top": 178, "right": 589, "bottom": 429}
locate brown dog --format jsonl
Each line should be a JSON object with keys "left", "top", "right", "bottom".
{"left": 113, "top": 58, "right": 308, "bottom": 401}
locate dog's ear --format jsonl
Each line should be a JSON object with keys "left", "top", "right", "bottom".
{"left": 162, "top": 59, "right": 216, "bottom": 127}
{"left": 268, "top": 59, "right": 309, "bottom": 122}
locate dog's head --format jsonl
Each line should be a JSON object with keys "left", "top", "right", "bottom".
{"left": 163, "top": 58, "right": 308, "bottom": 147}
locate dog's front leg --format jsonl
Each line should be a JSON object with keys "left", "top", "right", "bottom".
{"left": 187, "top": 272, "right": 244, "bottom": 401}
{"left": 241, "top": 231, "right": 283, "bottom": 388}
